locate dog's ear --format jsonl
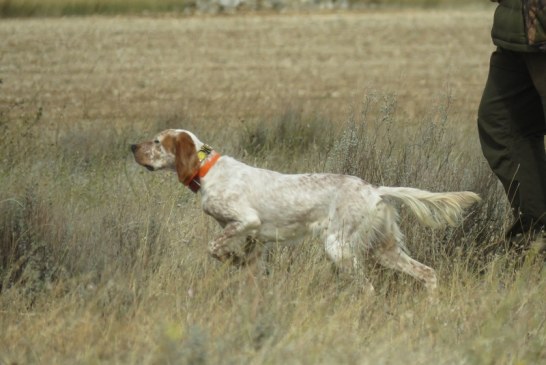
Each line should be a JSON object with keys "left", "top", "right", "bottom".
{"left": 175, "top": 132, "right": 200, "bottom": 184}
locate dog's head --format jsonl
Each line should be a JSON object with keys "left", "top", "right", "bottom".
{"left": 131, "top": 129, "right": 201, "bottom": 184}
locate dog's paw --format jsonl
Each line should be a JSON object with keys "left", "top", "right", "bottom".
{"left": 209, "top": 249, "right": 245, "bottom": 265}
{"left": 208, "top": 241, "right": 230, "bottom": 261}
{"left": 210, "top": 251, "right": 231, "bottom": 262}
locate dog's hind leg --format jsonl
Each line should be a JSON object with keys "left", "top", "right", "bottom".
{"left": 373, "top": 234, "right": 438, "bottom": 294}
{"left": 324, "top": 233, "right": 375, "bottom": 294}
{"left": 370, "top": 201, "right": 438, "bottom": 295}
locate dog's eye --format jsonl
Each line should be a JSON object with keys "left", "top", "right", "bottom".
{"left": 154, "top": 139, "right": 160, "bottom": 144}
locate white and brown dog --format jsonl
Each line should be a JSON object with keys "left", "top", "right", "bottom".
{"left": 131, "top": 129, "right": 480, "bottom": 294}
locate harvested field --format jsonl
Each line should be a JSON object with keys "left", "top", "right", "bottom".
{"left": 2, "top": 10, "right": 492, "bottom": 124}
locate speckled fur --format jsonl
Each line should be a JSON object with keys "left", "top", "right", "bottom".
{"left": 132, "top": 129, "right": 481, "bottom": 294}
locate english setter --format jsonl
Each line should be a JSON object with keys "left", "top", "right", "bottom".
{"left": 131, "top": 129, "right": 480, "bottom": 294}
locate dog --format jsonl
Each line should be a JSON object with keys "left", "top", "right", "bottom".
{"left": 131, "top": 129, "right": 480, "bottom": 294}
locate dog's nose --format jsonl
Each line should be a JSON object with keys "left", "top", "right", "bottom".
{"left": 130, "top": 144, "right": 138, "bottom": 153}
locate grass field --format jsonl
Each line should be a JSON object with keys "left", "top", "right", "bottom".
{"left": 2, "top": 6, "right": 546, "bottom": 365}
{"left": 0, "top": 0, "right": 483, "bottom": 17}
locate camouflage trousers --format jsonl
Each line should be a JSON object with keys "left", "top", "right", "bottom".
{"left": 478, "top": 47, "right": 546, "bottom": 225}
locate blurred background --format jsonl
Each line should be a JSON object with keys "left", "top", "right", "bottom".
{"left": 0, "top": 0, "right": 484, "bottom": 17}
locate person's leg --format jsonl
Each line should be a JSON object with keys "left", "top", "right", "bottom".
{"left": 477, "top": 48, "right": 546, "bottom": 234}
{"left": 521, "top": 53, "right": 546, "bottom": 225}
{"left": 516, "top": 52, "right": 546, "bottom": 227}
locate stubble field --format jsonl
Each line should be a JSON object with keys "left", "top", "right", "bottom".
{"left": 1, "top": 7, "right": 546, "bottom": 364}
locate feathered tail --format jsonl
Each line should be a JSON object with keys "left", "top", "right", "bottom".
{"left": 376, "top": 187, "right": 481, "bottom": 228}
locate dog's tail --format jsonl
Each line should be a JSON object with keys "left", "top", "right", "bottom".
{"left": 376, "top": 187, "right": 481, "bottom": 228}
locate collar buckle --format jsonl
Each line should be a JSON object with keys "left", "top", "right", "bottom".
{"left": 185, "top": 145, "right": 221, "bottom": 193}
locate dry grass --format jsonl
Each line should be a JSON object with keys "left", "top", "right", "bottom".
{"left": 2, "top": 7, "right": 546, "bottom": 365}
{"left": 2, "top": 10, "right": 492, "bottom": 123}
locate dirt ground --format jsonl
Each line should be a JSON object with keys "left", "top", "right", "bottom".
{"left": 1, "top": 9, "right": 494, "bottom": 130}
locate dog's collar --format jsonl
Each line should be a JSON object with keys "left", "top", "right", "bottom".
{"left": 186, "top": 144, "right": 221, "bottom": 193}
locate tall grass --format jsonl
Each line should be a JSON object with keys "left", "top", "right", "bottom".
{"left": 2, "top": 93, "right": 544, "bottom": 364}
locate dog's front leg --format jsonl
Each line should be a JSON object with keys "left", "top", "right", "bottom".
{"left": 213, "top": 236, "right": 263, "bottom": 267}
{"left": 208, "top": 219, "right": 260, "bottom": 262}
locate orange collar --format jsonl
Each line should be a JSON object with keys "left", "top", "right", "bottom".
{"left": 186, "top": 148, "right": 221, "bottom": 193}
